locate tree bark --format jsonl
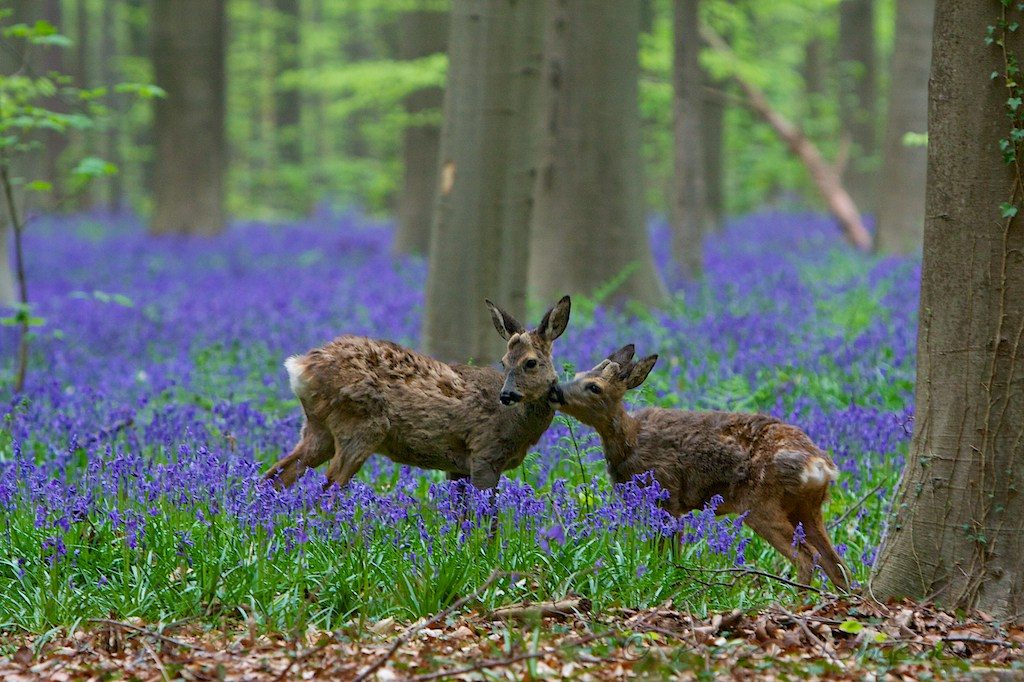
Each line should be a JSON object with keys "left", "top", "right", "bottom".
{"left": 874, "top": 0, "right": 933, "bottom": 254}
{"left": 671, "top": 0, "right": 706, "bottom": 280}
{"left": 423, "top": 0, "right": 536, "bottom": 363}
{"left": 101, "top": 0, "right": 124, "bottom": 212}
{"left": 126, "top": 0, "right": 154, "bottom": 199}
{"left": 802, "top": 37, "right": 824, "bottom": 118}
{"left": 871, "top": 0, "right": 1024, "bottom": 621}
{"left": 151, "top": 0, "right": 227, "bottom": 235}
{"left": 529, "top": 0, "right": 664, "bottom": 306}
{"left": 274, "top": 0, "right": 302, "bottom": 167}
{"left": 394, "top": 7, "right": 448, "bottom": 256}
{"left": 837, "top": 0, "right": 877, "bottom": 212}
{"left": 702, "top": 65, "right": 725, "bottom": 232}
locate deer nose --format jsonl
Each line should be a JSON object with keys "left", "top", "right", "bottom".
{"left": 499, "top": 389, "right": 523, "bottom": 405}
{"left": 548, "top": 384, "right": 564, "bottom": 404}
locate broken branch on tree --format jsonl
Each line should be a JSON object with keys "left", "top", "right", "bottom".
{"left": 700, "top": 25, "right": 873, "bottom": 251}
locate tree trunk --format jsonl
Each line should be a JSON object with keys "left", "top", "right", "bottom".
{"left": 871, "top": 0, "right": 1024, "bottom": 621}
{"left": 274, "top": 0, "right": 302, "bottom": 167}
{"left": 127, "top": 0, "right": 154, "bottom": 200}
{"left": 670, "top": 0, "right": 706, "bottom": 280}
{"left": 803, "top": 37, "right": 824, "bottom": 118}
{"left": 423, "top": 0, "right": 535, "bottom": 363}
{"left": 151, "top": 0, "right": 227, "bottom": 235}
{"left": 497, "top": 0, "right": 543, "bottom": 319}
{"left": 874, "top": 0, "right": 933, "bottom": 254}
{"left": 394, "top": 6, "right": 448, "bottom": 256}
{"left": 101, "top": 0, "right": 124, "bottom": 212}
{"left": 529, "top": 0, "right": 664, "bottom": 306}
{"left": 837, "top": 0, "right": 877, "bottom": 212}
{"left": 702, "top": 65, "right": 725, "bottom": 232}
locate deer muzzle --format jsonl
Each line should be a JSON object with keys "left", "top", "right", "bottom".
{"left": 499, "top": 374, "right": 523, "bottom": 405}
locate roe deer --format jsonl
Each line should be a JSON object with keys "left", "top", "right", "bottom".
{"left": 549, "top": 345, "right": 850, "bottom": 589}
{"left": 264, "top": 296, "right": 571, "bottom": 490}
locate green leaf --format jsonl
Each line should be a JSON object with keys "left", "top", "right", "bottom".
{"left": 72, "top": 157, "right": 118, "bottom": 179}
{"left": 838, "top": 619, "right": 865, "bottom": 634}
{"left": 1009, "top": 97, "right": 1022, "bottom": 112}
{"left": 1000, "top": 202, "right": 1018, "bottom": 218}
{"left": 25, "top": 180, "right": 52, "bottom": 192}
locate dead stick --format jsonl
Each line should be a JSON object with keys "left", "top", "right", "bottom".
{"left": 85, "top": 618, "right": 204, "bottom": 652}
{"left": 778, "top": 607, "right": 841, "bottom": 666}
{"left": 699, "top": 25, "right": 872, "bottom": 251}
{"left": 353, "top": 569, "right": 506, "bottom": 682}
{"left": 676, "top": 564, "right": 829, "bottom": 595}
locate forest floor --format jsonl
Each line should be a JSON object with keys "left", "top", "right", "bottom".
{"left": 2, "top": 595, "right": 1022, "bottom": 680}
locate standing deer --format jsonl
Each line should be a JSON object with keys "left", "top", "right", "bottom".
{"left": 264, "top": 296, "right": 571, "bottom": 490}
{"left": 549, "top": 345, "right": 850, "bottom": 589}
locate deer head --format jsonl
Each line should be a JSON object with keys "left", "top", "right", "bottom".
{"left": 485, "top": 295, "right": 571, "bottom": 405}
{"left": 549, "top": 344, "right": 658, "bottom": 424}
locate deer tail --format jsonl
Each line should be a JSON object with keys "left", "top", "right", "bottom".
{"left": 284, "top": 355, "right": 309, "bottom": 397}
{"left": 773, "top": 450, "right": 838, "bottom": 492}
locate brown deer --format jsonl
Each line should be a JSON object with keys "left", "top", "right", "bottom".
{"left": 549, "top": 345, "right": 850, "bottom": 589}
{"left": 263, "top": 296, "right": 571, "bottom": 490}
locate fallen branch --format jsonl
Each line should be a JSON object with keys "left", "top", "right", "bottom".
{"left": 486, "top": 597, "right": 591, "bottom": 622}
{"left": 677, "top": 564, "right": 830, "bottom": 595}
{"left": 700, "top": 25, "right": 872, "bottom": 251}
{"left": 353, "top": 570, "right": 506, "bottom": 682}
{"left": 779, "top": 606, "right": 842, "bottom": 668}
{"left": 84, "top": 619, "right": 204, "bottom": 652}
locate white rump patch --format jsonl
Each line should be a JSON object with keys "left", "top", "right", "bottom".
{"left": 801, "top": 458, "right": 838, "bottom": 488}
{"left": 284, "top": 356, "right": 307, "bottom": 396}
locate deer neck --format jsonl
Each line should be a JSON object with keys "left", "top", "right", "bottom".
{"left": 593, "top": 405, "right": 638, "bottom": 468}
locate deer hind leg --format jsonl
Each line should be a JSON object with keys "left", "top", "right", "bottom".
{"left": 264, "top": 419, "right": 335, "bottom": 488}
{"left": 322, "top": 417, "right": 387, "bottom": 490}
{"left": 744, "top": 506, "right": 819, "bottom": 586}
{"left": 799, "top": 511, "right": 851, "bottom": 590}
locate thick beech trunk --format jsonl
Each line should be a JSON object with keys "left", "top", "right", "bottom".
{"left": 671, "top": 0, "right": 706, "bottom": 279}
{"left": 871, "top": 0, "right": 1024, "bottom": 621}
{"left": 529, "top": 0, "right": 664, "bottom": 306}
{"left": 874, "top": 0, "right": 933, "bottom": 254}
{"left": 837, "top": 0, "right": 877, "bottom": 212}
{"left": 423, "top": 0, "right": 538, "bottom": 363}
{"left": 394, "top": 7, "right": 448, "bottom": 256}
{"left": 151, "top": 0, "right": 227, "bottom": 235}
{"left": 274, "top": 0, "right": 302, "bottom": 167}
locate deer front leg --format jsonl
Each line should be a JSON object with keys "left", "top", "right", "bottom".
{"left": 469, "top": 456, "right": 501, "bottom": 490}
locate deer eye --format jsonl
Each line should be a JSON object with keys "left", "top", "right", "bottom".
{"left": 524, "top": 359, "right": 538, "bottom": 370}
{"left": 587, "top": 383, "right": 602, "bottom": 394}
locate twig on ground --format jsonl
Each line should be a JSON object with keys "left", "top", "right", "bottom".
{"left": 828, "top": 483, "right": 886, "bottom": 531}
{"left": 677, "top": 564, "right": 830, "bottom": 595}
{"left": 354, "top": 569, "right": 507, "bottom": 682}
{"left": 85, "top": 619, "right": 204, "bottom": 652}
{"left": 779, "top": 606, "right": 842, "bottom": 667}
{"left": 139, "top": 637, "right": 172, "bottom": 682}
{"left": 486, "top": 597, "right": 591, "bottom": 622}
{"left": 942, "top": 635, "right": 1018, "bottom": 648}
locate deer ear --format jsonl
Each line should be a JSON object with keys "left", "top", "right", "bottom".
{"left": 625, "top": 355, "right": 658, "bottom": 389}
{"left": 485, "top": 299, "right": 525, "bottom": 340}
{"left": 606, "top": 344, "right": 635, "bottom": 366}
{"left": 536, "top": 295, "right": 571, "bottom": 342}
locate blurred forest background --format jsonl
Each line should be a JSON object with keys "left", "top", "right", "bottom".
{"left": 0, "top": 0, "right": 930, "bottom": 361}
